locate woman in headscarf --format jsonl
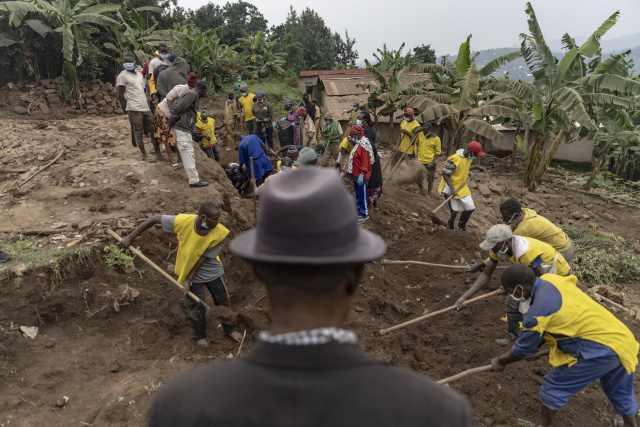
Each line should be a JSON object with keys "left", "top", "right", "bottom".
{"left": 284, "top": 99, "right": 299, "bottom": 146}
{"left": 359, "top": 111, "right": 383, "bottom": 211}
{"left": 344, "top": 126, "right": 374, "bottom": 224}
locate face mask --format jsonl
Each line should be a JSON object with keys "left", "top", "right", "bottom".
{"left": 404, "top": 116, "right": 412, "bottom": 121}
{"left": 201, "top": 219, "right": 210, "bottom": 230}
{"left": 228, "top": 98, "right": 233, "bottom": 103}
{"left": 159, "top": 53, "right": 168, "bottom": 60}
{"left": 258, "top": 100, "right": 264, "bottom": 104}
{"left": 505, "top": 212, "right": 518, "bottom": 225}
{"left": 497, "top": 242, "right": 509, "bottom": 256}
{"left": 355, "top": 119, "right": 363, "bottom": 126}
{"left": 123, "top": 62, "right": 135, "bottom": 71}
{"left": 201, "top": 118, "right": 208, "bottom": 122}
{"left": 508, "top": 285, "right": 527, "bottom": 303}
{"left": 469, "top": 154, "right": 477, "bottom": 160}
{"left": 353, "top": 107, "right": 358, "bottom": 111}
{"left": 241, "top": 92, "right": 247, "bottom": 97}
{"left": 518, "top": 298, "right": 532, "bottom": 314}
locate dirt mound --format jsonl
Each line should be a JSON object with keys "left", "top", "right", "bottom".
{"left": 1, "top": 107, "right": 640, "bottom": 426}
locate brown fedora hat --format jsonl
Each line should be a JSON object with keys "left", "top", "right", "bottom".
{"left": 230, "top": 168, "right": 386, "bottom": 264}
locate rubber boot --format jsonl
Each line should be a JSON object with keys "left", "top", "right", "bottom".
{"left": 447, "top": 210, "right": 458, "bottom": 229}
{"left": 495, "top": 333, "right": 518, "bottom": 346}
{"left": 458, "top": 209, "right": 474, "bottom": 235}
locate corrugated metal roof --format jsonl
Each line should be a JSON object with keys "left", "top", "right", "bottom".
{"left": 323, "top": 95, "right": 404, "bottom": 124}
{"left": 300, "top": 69, "right": 371, "bottom": 77}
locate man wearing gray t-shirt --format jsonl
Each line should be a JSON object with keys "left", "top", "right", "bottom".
{"left": 118, "top": 201, "right": 243, "bottom": 347}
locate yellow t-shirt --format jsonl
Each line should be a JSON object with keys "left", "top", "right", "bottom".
{"left": 173, "top": 214, "right": 229, "bottom": 284}
{"left": 417, "top": 135, "right": 442, "bottom": 164}
{"left": 526, "top": 274, "right": 638, "bottom": 374}
{"left": 238, "top": 93, "right": 256, "bottom": 121}
{"left": 437, "top": 150, "right": 472, "bottom": 199}
{"left": 489, "top": 236, "right": 571, "bottom": 276}
{"left": 513, "top": 209, "right": 572, "bottom": 252}
{"left": 398, "top": 120, "right": 421, "bottom": 154}
{"left": 196, "top": 116, "right": 217, "bottom": 147}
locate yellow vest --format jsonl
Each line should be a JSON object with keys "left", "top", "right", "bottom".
{"left": 149, "top": 74, "right": 157, "bottom": 94}
{"left": 514, "top": 209, "right": 572, "bottom": 252}
{"left": 173, "top": 214, "right": 229, "bottom": 284}
{"left": 399, "top": 120, "right": 421, "bottom": 154}
{"left": 489, "top": 236, "right": 571, "bottom": 276}
{"left": 437, "top": 151, "right": 472, "bottom": 199}
{"left": 526, "top": 274, "right": 639, "bottom": 374}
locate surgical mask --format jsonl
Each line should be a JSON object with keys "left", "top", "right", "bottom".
{"left": 356, "top": 119, "right": 363, "bottom": 126}
{"left": 258, "top": 99, "right": 264, "bottom": 104}
{"left": 497, "top": 242, "right": 509, "bottom": 256}
{"left": 404, "top": 116, "right": 412, "bottom": 121}
{"left": 159, "top": 53, "right": 168, "bottom": 60}
{"left": 508, "top": 285, "right": 527, "bottom": 303}
{"left": 228, "top": 98, "right": 233, "bottom": 103}
{"left": 201, "top": 220, "right": 210, "bottom": 230}
{"left": 241, "top": 92, "right": 247, "bottom": 97}
{"left": 505, "top": 212, "right": 518, "bottom": 225}
{"left": 469, "top": 155, "right": 477, "bottom": 160}
{"left": 123, "top": 62, "right": 135, "bottom": 71}
{"left": 518, "top": 298, "right": 532, "bottom": 314}
{"left": 353, "top": 106, "right": 358, "bottom": 111}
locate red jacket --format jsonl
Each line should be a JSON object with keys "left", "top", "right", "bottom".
{"left": 346, "top": 145, "right": 372, "bottom": 183}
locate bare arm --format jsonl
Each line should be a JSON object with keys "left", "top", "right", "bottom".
{"left": 117, "top": 215, "right": 162, "bottom": 248}
{"left": 491, "top": 349, "right": 523, "bottom": 372}
{"left": 443, "top": 172, "right": 455, "bottom": 194}
{"left": 456, "top": 261, "right": 498, "bottom": 309}
{"left": 181, "top": 255, "right": 207, "bottom": 294}
{"left": 116, "top": 86, "right": 127, "bottom": 111}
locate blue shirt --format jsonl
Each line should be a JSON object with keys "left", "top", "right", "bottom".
{"left": 512, "top": 278, "right": 615, "bottom": 360}
{"left": 238, "top": 134, "right": 273, "bottom": 180}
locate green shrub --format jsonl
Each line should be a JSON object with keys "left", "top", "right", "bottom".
{"left": 565, "top": 225, "right": 640, "bottom": 287}
{"left": 103, "top": 244, "right": 136, "bottom": 268}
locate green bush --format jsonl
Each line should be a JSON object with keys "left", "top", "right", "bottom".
{"left": 221, "top": 77, "right": 303, "bottom": 120}
{"left": 103, "top": 244, "right": 136, "bottom": 268}
{"left": 565, "top": 225, "right": 640, "bottom": 287}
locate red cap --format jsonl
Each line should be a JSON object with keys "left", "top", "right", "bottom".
{"left": 468, "top": 141, "right": 486, "bottom": 156}
{"left": 297, "top": 106, "right": 307, "bottom": 115}
{"left": 404, "top": 108, "right": 415, "bottom": 117}
{"left": 187, "top": 72, "right": 198, "bottom": 87}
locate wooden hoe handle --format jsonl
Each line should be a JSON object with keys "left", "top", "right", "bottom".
{"left": 106, "top": 229, "right": 210, "bottom": 311}
{"left": 379, "top": 289, "right": 501, "bottom": 335}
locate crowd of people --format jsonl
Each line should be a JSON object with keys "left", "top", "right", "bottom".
{"left": 106, "top": 50, "right": 640, "bottom": 426}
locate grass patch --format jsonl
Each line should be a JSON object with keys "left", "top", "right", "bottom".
{"left": 219, "top": 75, "right": 302, "bottom": 120}
{"left": 1, "top": 235, "right": 92, "bottom": 290}
{"left": 103, "top": 244, "right": 136, "bottom": 268}
{"left": 564, "top": 225, "right": 640, "bottom": 287}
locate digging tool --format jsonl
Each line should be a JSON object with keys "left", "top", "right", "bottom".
{"left": 16, "top": 150, "right": 64, "bottom": 188}
{"left": 436, "top": 349, "right": 550, "bottom": 385}
{"left": 250, "top": 157, "right": 257, "bottom": 224}
{"left": 429, "top": 170, "right": 481, "bottom": 226}
{"left": 384, "top": 131, "right": 422, "bottom": 184}
{"left": 106, "top": 229, "right": 210, "bottom": 311}
{"left": 379, "top": 289, "right": 501, "bottom": 335}
{"left": 381, "top": 259, "right": 507, "bottom": 271}
{"left": 381, "top": 134, "right": 403, "bottom": 176}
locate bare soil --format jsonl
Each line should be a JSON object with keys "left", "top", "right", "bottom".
{"left": 1, "top": 97, "right": 640, "bottom": 426}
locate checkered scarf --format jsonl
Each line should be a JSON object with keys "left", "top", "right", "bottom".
{"left": 347, "top": 136, "right": 375, "bottom": 175}
{"left": 259, "top": 327, "right": 358, "bottom": 346}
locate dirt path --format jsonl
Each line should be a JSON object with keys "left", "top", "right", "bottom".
{"left": 1, "top": 109, "right": 640, "bottom": 426}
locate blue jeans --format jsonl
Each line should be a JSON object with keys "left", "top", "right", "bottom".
{"left": 255, "top": 126, "right": 274, "bottom": 150}
{"left": 540, "top": 350, "right": 637, "bottom": 417}
{"left": 354, "top": 181, "right": 368, "bottom": 216}
{"left": 202, "top": 144, "right": 220, "bottom": 162}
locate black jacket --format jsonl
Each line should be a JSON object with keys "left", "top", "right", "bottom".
{"left": 148, "top": 341, "right": 474, "bottom": 426}
{"left": 169, "top": 90, "right": 199, "bottom": 133}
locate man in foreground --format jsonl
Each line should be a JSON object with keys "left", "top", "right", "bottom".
{"left": 118, "top": 202, "right": 243, "bottom": 347}
{"left": 148, "top": 168, "right": 474, "bottom": 426}
{"left": 169, "top": 80, "right": 209, "bottom": 188}
{"left": 491, "top": 264, "right": 638, "bottom": 427}
{"left": 116, "top": 52, "right": 165, "bottom": 163}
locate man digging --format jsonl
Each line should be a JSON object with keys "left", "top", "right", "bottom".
{"left": 118, "top": 201, "right": 243, "bottom": 347}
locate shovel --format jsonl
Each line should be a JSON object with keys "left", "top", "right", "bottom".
{"left": 430, "top": 170, "right": 481, "bottom": 226}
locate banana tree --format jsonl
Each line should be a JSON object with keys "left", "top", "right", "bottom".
{"left": 403, "top": 35, "right": 526, "bottom": 154}
{"left": 236, "top": 30, "right": 285, "bottom": 78}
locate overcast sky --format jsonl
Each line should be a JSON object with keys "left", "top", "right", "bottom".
{"left": 177, "top": 0, "right": 640, "bottom": 59}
